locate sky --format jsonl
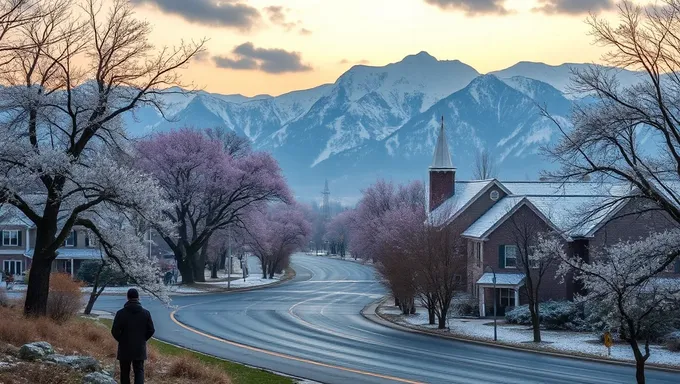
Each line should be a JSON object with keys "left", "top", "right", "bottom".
{"left": 128, "top": 0, "right": 653, "bottom": 96}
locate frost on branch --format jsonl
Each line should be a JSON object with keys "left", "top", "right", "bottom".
{"left": 557, "top": 230, "right": 680, "bottom": 380}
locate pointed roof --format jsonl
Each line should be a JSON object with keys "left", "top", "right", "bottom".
{"left": 430, "top": 116, "right": 454, "bottom": 170}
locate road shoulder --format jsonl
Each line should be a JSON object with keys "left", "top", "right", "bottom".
{"left": 361, "top": 297, "right": 680, "bottom": 374}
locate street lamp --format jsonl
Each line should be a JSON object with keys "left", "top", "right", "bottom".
{"left": 484, "top": 265, "right": 497, "bottom": 341}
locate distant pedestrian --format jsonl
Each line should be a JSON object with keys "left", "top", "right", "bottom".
{"left": 111, "top": 289, "right": 155, "bottom": 384}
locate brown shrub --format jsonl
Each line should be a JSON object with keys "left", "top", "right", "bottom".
{"left": 0, "top": 306, "right": 116, "bottom": 360}
{"left": 47, "top": 273, "right": 84, "bottom": 323}
{"left": 168, "top": 356, "right": 231, "bottom": 384}
{"left": 0, "top": 362, "right": 81, "bottom": 384}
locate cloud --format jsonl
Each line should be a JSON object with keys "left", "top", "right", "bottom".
{"left": 192, "top": 50, "right": 210, "bottom": 63}
{"left": 424, "top": 0, "right": 509, "bottom": 15}
{"left": 339, "top": 59, "right": 370, "bottom": 65}
{"left": 214, "top": 42, "right": 312, "bottom": 74}
{"left": 130, "top": 0, "right": 260, "bottom": 30}
{"left": 264, "top": 5, "right": 311, "bottom": 34}
{"left": 533, "top": 0, "right": 615, "bottom": 15}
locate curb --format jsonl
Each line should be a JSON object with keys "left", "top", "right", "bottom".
{"left": 361, "top": 297, "right": 680, "bottom": 375}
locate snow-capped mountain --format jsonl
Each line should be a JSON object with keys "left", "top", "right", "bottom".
{"left": 121, "top": 53, "right": 641, "bottom": 202}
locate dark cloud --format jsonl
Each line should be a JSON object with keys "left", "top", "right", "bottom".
{"left": 213, "top": 56, "right": 258, "bottom": 70}
{"left": 424, "top": 0, "right": 509, "bottom": 15}
{"left": 214, "top": 42, "right": 312, "bottom": 74}
{"left": 533, "top": 0, "right": 615, "bottom": 15}
{"left": 130, "top": 0, "right": 260, "bottom": 30}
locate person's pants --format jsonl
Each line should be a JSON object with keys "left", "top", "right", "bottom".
{"left": 119, "top": 360, "right": 144, "bottom": 384}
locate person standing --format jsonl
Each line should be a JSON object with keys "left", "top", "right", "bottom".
{"left": 111, "top": 289, "right": 155, "bottom": 384}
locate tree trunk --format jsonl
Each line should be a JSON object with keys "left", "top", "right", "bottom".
{"left": 438, "top": 308, "right": 448, "bottom": 329}
{"left": 261, "top": 261, "right": 267, "bottom": 279}
{"left": 394, "top": 297, "right": 400, "bottom": 307}
{"left": 24, "top": 253, "right": 53, "bottom": 317}
{"left": 211, "top": 262, "right": 218, "bottom": 279}
{"left": 529, "top": 301, "right": 541, "bottom": 342}
{"left": 177, "top": 256, "right": 194, "bottom": 285}
{"left": 628, "top": 338, "right": 647, "bottom": 384}
{"left": 193, "top": 247, "right": 207, "bottom": 282}
{"left": 428, "top": 306, "right": 436, "bottom": 325}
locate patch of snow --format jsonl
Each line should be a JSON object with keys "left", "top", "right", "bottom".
{"left": 385, "top": 305, "right": 680, "bottom": 368}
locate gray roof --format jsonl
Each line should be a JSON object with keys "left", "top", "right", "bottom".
{"left": 430, "top": 117, "right": 454, "bottom": 170}
{"left": 476, "top": 272, "right": 525, "bottom": 286}
{"left": 26, "top": 248, "right": 102, "bottom": 260}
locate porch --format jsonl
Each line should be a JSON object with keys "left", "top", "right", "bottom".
{"left": 476, "top": 272, "right": 525, "bottom": 317}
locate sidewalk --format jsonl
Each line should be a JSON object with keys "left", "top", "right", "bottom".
{"left": 367, "top": 299, "right": 680, "bottom": 371}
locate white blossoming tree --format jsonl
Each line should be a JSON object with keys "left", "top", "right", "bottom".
{"left": 557, "top": 231, "right": 680, "bottom": 384}
{"left": 0, "top": 0, "right": 203, "bottom": 316}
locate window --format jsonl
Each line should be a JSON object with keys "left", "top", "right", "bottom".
{"left": 3, "top": 260, "right": 22, "bottom": 275}
{"left": 490, "top": 190, "right": 500, "bottom": 201}
{"left": 2, "top": 230, "right": 19, "bottom": 246}
{"left": 504, "top": 245, "right": 518, "bottom": 268}
{"left": 64, "top": 231, "right": 76, "bottom": 247}
{"left": 499, "top": 288, "right": 516, "bottom": 308}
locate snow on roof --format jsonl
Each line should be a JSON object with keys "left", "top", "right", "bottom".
{"left": 462, "top": 196, "right": 524, "bottom": 238}
{"left": 0, "top": 206, "right": 33, "bottom": 227}
{"left": 462, "top": 194, "right": 624, "bottom": 239}
{"left": 502, "top": 181, "right": 624, "bottom": 197}
{"left": 428, "top": 180, "right": 496, "bottom": 226}
{"left": 26, "top": 248, "right": 102, "bottom": 260}
{"left": 476, "top": 272, "right": 525, "bottom": 286}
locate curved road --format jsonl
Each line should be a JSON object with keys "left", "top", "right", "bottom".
{"left": 95, "top": 254, "right": 680, "bottom": 384}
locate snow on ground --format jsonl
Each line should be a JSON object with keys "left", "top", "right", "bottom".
{"left": 200, "top": 274, "right": 282, "bottom": 289}
{"left": 379, "top": 305, "right": 680, "bottom": 368}
{"left": 306, "top": 252, "right": 374, "bottom": 265}
{"left": 7, "top": 284, "right": 205, "bottom": 294}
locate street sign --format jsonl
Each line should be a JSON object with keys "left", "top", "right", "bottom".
{"left": 604, "top": 332, "right": 613, "bottom": 356}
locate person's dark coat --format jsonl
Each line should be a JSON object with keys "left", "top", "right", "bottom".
{"left": 111, "top": 300, "right": 155, "bottom": 361}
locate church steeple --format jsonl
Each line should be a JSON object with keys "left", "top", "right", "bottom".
{"left": 430, "top": 116, "right": 454, "bottom": 170}
{"left": 428, "top": 116, "right": 456, "bottom": 212}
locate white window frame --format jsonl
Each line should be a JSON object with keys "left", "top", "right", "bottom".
{"left": 499, "top": 288, "right": 516, "bottom": 307}
{"left": 2, "top": 230, "right": 19, "bottom": 246}
{"left": 3, "top": 260, "right": 22, "bottom": 275}
{"left": 64, "top": 231, "right": 76, "bottom": 247}
{"left": 504, "top": 245, "right": 518, "bottom": 268}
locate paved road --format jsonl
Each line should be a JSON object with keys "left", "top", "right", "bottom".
{"left": 95, "top": 254, "right": 680, "bottom": 384}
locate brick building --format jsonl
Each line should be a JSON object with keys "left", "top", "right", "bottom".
{"left": 427, "top": 118, "right": 680, "bottom": 317}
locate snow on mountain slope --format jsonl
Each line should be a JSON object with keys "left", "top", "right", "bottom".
{"left": 491, "top": 61, "right": 644, "bottom": 98}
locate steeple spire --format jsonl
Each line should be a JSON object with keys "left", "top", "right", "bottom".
{"left": 430, "top": 116, "right": 454, "bottom": 170}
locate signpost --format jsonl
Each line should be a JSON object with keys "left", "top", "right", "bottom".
{"left": 604, "top": 332, "right": 613, "bottom": 356}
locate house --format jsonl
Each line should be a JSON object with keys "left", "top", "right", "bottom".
{"left": 426, "top": 118, "right": 680, "bottom": 317}
{"left": 0, "top": 206, "right": 171, "bottom": 280}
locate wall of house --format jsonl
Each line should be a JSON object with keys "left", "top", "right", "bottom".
{"left": 0, "top": 226, "right": 30, "bottom": 279}
{"left": 482, "top": 204, "right": 568, "bottom": 304}
{"left": 448, "top": 184, "right": 508, "bottom": 293}
{"left": 589, "top": 198, "right": 680, "bottom": 277}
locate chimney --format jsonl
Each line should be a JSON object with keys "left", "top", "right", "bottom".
{"left": 429, "top": 116, "right": 456, "bottom": 212}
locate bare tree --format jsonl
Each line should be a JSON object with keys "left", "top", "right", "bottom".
{"left": 0, "top": 0, "right": 204, "bottom": 316}
{"left": 473, "top": 149, "right": 497, "bottom": 180}
{"left": 543, "top": 1, "right": 680, "bottom": 276}
{"left": 205, "top": 127, "right": 252, "bottom": 158}
{"left": 507, "top": 206, "right": 564, "bottom": 342}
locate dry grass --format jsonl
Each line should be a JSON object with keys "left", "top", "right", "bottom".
{"left": 168, "top": 356, "right": 232, "bottom": 383}
{"left": 0, "top": 305, "right": 232, "bottom": 384}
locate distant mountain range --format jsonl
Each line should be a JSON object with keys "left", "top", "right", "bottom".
{"left": 122, "top": 52, "right": 645, "bottom": 203}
